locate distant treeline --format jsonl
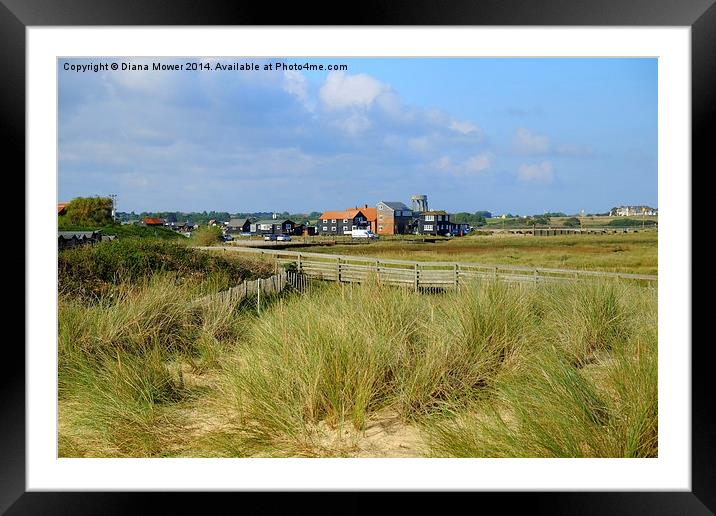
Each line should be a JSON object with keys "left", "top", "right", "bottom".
{"left": 115, "top": 211, "right": 322, "bottom": 225}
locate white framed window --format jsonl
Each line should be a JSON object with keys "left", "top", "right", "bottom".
{"left": 331, "top": 219, "right": 336, "bottom": 223}
{"left": 343, "top": 218, "right": 348, "bottom": 223}
{"left": 378, "top": 205, "right": 383, "bottom": 210}
{"left": 343, "top": 226, "right": 348, "bottom": 232}
{"left": 378, "top": 225, "right": 383, "bottom": 230}
{"left": 322, "top": 219, "right": 328, "bottom": 223}
{"left": 425, "top": 215, "right": 434, "bottom": 222}
{"left": 424, "top": 224, "right": 433, "bottom": 231}
{"left": 331, "top": 226, "right": 336, "bottom": 231}
{"left": 352, "top": 225, "right": 357, "bottom": 230}
{"left": 378, "top": 215, "right": 383, "bottom": 220}
{"left": 322, "top": 226, "right": 327, "bottom": 231}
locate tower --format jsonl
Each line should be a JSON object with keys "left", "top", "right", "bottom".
{"left": 411, "top": 194, "right": 428, "bottom": 213}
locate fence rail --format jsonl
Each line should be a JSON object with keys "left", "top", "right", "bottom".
{"left": 191, "top": 270, "right": 288, "bottom": 310}
{"left": 200, "top": 246, "right": 657, "bottom": 289}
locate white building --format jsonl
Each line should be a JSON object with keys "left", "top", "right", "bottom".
{"left": 610, "top": 205, "right": 657, "bottom": 217}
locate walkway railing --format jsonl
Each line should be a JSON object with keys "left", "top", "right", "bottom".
{"left": 200, "top": 247, "right": 658, "bottom": 289}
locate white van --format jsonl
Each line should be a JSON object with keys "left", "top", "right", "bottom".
{"left": 350, "top": 229, "right": 378, "bottom": 239}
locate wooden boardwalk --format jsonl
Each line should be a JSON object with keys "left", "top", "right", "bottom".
{"left": 200, "top": 247, "right": 658, "bottom": 289}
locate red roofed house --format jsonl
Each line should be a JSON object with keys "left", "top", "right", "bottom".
{"left": 317, "top": 209, "right": 369, "bottom": 236}
{"left": 143, "top": 217, "right": 164, "bottom": 226}
{"left": 58, "top": 203, "right": 68, "bottom": 216}
{"left": 348, "top": 204, "right": 377, "bottom": 233}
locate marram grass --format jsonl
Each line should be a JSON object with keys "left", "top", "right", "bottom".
{"left": 58, "top": 273, "right": 657, "bottom": 458}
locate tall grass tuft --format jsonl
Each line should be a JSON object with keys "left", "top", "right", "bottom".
{"left": 58, "top": 274, "right": 252, "bottom": 456}
{"left": 424, "top": 281, "right": 657, "bottom": 458}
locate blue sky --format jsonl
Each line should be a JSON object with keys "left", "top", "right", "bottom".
{"left": 58, "top": 57, "right": 657, "bottom": 215}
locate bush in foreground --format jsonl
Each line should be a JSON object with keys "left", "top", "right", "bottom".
{"left": 58, "top": 238, "right": 272, "bottom": 299}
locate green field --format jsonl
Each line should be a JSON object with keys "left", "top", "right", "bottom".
{"left": 292, "top": 232, "right": 658, "bottom": 275}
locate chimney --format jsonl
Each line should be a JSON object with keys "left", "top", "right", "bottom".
{"left": 364, "top": 204, "right": 368, "bottom": 208}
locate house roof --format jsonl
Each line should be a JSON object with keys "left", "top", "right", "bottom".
{"left": 378, "top": 201, "right": 410, "bottom": 211}
{"left": 319, "top": 210, "right": 365, "bottom": 220}
{"left": 143, "top": 217, "right": 164, "bottom": 225}
{"left": 57, "top": 203, "right": 68, "bottom": 215}
{"left": 253, "top": 219, "right": 294, "bottom": 225}
{"left": 422, "top": 210, "right": 448, "bottom": 215}
{"left": 58, "top": 231, "right": 100, "bottom": 240}
{"left": 348, "top": 206, "right": 377, "bottom": 221}
{"left": 228, "top": 218, "right": 249, "bottom": 227}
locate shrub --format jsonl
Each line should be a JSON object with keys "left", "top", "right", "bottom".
{"left": 191, "top": 226, "right": 223, "bottom": 246}
{"left": 58, "top": 238, "right": 264, "bottom": 299}
{"left": 608, "top": 218, "right": 657, "bottom": 227}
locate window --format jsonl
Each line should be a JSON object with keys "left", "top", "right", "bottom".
{"left": 322, "top": 219, "right": 328, "bottom": 223}
{"left": 425, "top": 215, "right": 435, "bottom": 222}
{"left": 395, "top": 210, "right": 401, "bottom": 216}
{"left": 322, "top": 226, "right": 327, "bottom": 231}
{"left": 343, "top": 218, "right": 348, "bottom": 223}
{"left": 378, "top": 205, "right": 383, "bottom": 210}
{"left": 343, "top": 226, "right": 348, "bottom": 232}
{"left": 378, "top": 225, "right": 383, "bottom": 230}
{"left": 424, "top": 224, "right": 433, "bottom": 231}
{"left": 331, "top": 219, "right": 336, "bottom": 223}
{"left": 379, "top": 215, "right": 383, "bottom": 220}
{"left": 352, "top": 225, "right": 357, "bottom": 230}
{"left": 331, "top": 227, "right": 336, "bottom": 231}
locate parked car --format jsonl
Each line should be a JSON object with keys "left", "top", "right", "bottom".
{"left": 263, "top": 234, "right": 278, "bottom": 241}
{"left": 221, "top": 234, "right": 234, "bottom": 241}
{"left": 276, "top": 234, "right": 292, "bottom": 241}
{"left": 350, "top": 229, "right": 378, "bottom": 239}
{"left": 239, "top": 232, "right": 251, "bottom": 237}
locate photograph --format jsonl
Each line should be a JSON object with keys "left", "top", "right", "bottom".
{"left": 57, "top": 56, "right": 659, "bottom": 459}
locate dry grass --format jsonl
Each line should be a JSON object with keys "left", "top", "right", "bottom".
{"left": 300, "top": 232, "right": 657, "bottom": 275}
{"left": 58, "top": 270, "right": 657, "bottom": 458}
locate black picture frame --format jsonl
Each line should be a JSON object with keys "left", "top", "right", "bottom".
{"left": 6, "top": 0, "right": 707, "bottom": 513}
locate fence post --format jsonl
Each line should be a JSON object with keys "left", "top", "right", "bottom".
{"left": 454, "top": 263, "right": 459, "bottom": 288}
{"left": 415, "top": 263, "right": 419, "bottom": 292}
{"left": 257, "top": 277, "right": 261, "bottom": 314}
{"left": 533, "top": 269, "right": 538, "bottom": 284}
{"left": 376, "top": 259, "right": 380, "bottom": 284}
{"left": 297, "top": 253, "right": 302, "bottom": 273}
{"left": 336, "top": 256, "right": 341, "bottom": 282}
{"left": 493, "top": 266, "right": 498, "bottom": 280}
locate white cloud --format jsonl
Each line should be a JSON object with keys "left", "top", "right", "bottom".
{"left": 337, "top": 113, "right": 372, "bottom": 135}
{"left": 514, "top": 127, "right": 550, "bottom": 154}
{"left": 283, "top": 70, "right": 310, "bottom": 106}
{"left": 433, "top": 152, "right": 493, "bottom": 177}
{"left": 319, "top": 71, "right": 387, "bottom": 110}
{"left": 518, "top": 161, "right": 554, "bottom": 183}
{"left": 449, "top": 119, "right": 479, "bottom": 135}
{"left": 435, "top": 155, "right": 452, "bottom": 170}
{"left": 464, "top": 153, "right": 493, "bottom": 173}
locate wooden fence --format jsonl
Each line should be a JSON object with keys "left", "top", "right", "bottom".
{"left": 191, "top": 270, "right": 288, "bottom": 311}
{"left": 202, "top": 247, "right": 658, "bottom": 289}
